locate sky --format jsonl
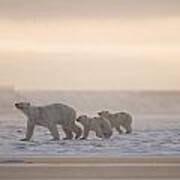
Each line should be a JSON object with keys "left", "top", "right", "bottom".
{"left": 0, "top": 0, "right": 180, "bottom": 90}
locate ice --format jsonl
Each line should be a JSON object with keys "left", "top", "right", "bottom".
{"left": 0, "top": 121, "right": 180, "bottom": 156}
{"left": 0, "top": 90, "right": 180, "bottom": 156}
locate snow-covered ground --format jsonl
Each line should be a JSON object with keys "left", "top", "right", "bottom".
{"left": 0, "top": 90, "right": 180, "bottom": 156}
{"left": 0, "top": 113, "right": 180, "bottom": 156}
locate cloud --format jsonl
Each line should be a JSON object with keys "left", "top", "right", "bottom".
{"left": 0, "top": 0, "right": 180, "bottom": 20}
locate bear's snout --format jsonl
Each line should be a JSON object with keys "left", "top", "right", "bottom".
{"left": 14, "top": 103, "right": 19, "bottom": 108}
{"left": 14, "top": 103, "right": 22, "bottom": 109}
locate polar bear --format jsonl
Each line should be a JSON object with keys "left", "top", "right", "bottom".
{"left": 98, "top": 111, "right": 132, "bottom": 134}
{"left": 15, "top": 102, "right": 82, "bottom": 141}
{"left": 76, "top": 115, "right": 112, "bottom": 140}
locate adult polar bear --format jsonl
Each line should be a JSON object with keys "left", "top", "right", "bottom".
{"left": 15, "top": 102, "right": 82, "bottom": 141}
{"left": 98, "top": 111, "right": 132, "bottom": 134}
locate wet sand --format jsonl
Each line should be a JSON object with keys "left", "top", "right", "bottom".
{"left": 0, "top": 156, "right": 180, "bottom": 179}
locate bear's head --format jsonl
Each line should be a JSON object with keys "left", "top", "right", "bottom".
{"left": 98, "top": 110, "right": 109, "bottom": 117}
{"left": 76, "top": 115, "right": 89, "bottom": 125}
{"left": 15, "top": 102, "right": 31, "bottom": 110}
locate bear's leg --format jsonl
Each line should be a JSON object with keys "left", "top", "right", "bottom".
{"left": 123, "top": 115, "right": 132, "bottom": 134}
{"left": 62, "top": 126, "right": 73, "bottom": 140}
{"left": 47, "top": 123, "right": 60, "bottom": 140}
{"left": 95, "top": 127, "right": 105, "bottom": 139}
{"left": 21, "top": 120, "right": 35, "bottom": 141}
{"left": 81, "top": 127, "right": 90, "bottom": 140}
{"left": 125, "top": 124, "right": 132, "bottom": 134}
{"left": 70, "top": 122, "right": 82, "bottom": 139}
{"left": 115, "top": 126, "right": 123, "bottom": 134}
{"left": 100, "top": 121, "right": 113, "bottom": 138}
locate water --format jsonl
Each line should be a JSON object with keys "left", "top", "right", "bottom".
{"left": 0, "top": 115, "right": 180, "bottom": 156}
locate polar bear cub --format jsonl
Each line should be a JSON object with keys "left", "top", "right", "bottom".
{"left": 15, "top": 102, "right": 82, "bottom": 141}
{"left": 76, "top": 115, "right": 112, "bottom": 140}
{"left": 98, "top": 111, "right": 132, "bottom": 134}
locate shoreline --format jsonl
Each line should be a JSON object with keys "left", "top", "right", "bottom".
{"left": 0, "top": 156, "right": 180, "bottom": 179}
{"left": 1, "top": 155, "right": 180, "bottom": 164}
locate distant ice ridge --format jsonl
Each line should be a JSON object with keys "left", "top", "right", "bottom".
{"left": 1, "top": 88, "right": 180, "bottom": 115}
{"left": 19, "top": 90, "right": 180, "bottom": 115}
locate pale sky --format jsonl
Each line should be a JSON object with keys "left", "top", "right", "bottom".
{"left": 0, "top": 0, "right": 180, "bottom": 90}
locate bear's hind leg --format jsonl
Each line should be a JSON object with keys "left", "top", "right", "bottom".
{"left": 81, "top": 127, "right": 90, "bottom": 140}
{"left": 115, "top": 126, "right": 123, "bottom": 134}
{"left": 95, "top": 127, "right": 105, "bottom": 139}
{"left": 63, "top": 126, "right": 73, "bottom": 140}
{"left": 125, "top": 124, "right": 132, "bottom": 134}
{"left": 70, "top": 122, "right": 82, "bottom": 139}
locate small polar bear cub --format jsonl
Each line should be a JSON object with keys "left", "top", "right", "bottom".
{"left": 15, "top": 102, "right": 82, "bottom": 141}
{"left": 98, "top": 111, "right": 132, "bottom": 134}
{"left": 76, "top": 115, "right": 112, "bottom": 140}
